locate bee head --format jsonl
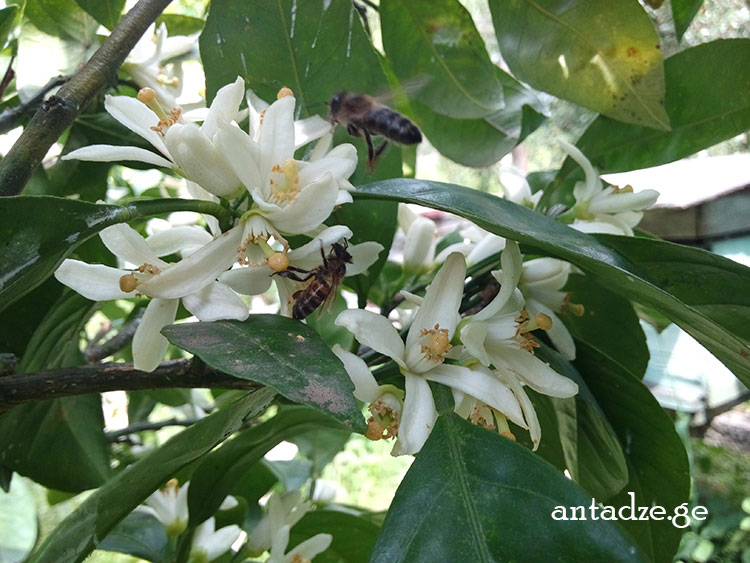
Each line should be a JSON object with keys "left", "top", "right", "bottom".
{"left": 332, "top": 240, "right": 353, "bottom": 263}
{"left": 329, "top": 92, "right": 346, "bottom": 120}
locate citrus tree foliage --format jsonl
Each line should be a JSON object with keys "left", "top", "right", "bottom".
{"left": 0, "top": 1, "right": 748, "bottom": 562}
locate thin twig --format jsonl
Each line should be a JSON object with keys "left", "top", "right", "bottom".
{"left": 85, "top": 308, "right": 145, "bottom": 362}
{"left": 0, "top": 75, "right": 68, "bottom": 134}
{"left": 0, "top": 359, "right": 261, "bottom": 412}
{"left": 0, "top": 55, "right": 16, "bottom": 100}
{"left": 0, "top": 0, "right": 174, "bottom": 196}
{"left": 106, "top": 417, "right": 201, "bottom": 440}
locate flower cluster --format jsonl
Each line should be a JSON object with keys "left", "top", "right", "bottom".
{"left": 140, "top": 481, "right": 330, "bottom": 562}
{"left": 55, "top": 77, "right": 381, "bottom": 371}
{"left": 334, "top": 243, "right": 579, "bottom": 456}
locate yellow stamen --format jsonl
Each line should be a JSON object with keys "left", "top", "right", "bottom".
{"left": 365, "top": 400, "right": 399, "bottom": 441}
{"left": 267, "top": 252, "right": 290, "bottom": 272}
{"left": 277, "top": 86, "right": 294, "bottom": 99}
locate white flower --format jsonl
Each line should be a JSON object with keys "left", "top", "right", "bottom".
{"left": 459, "top": 241, "right": 579, "bottom": 449}
{"left": 220, "top": 225, "right": 382, "bottom": 317}
{"left": 435, "top": 224, "right": 506, "bottom": 267}
{"left": 247, "top": 491, "right": 313, "bottom": 554}
{"left": 520, "top": 257, "right": 578, "bottom": 360}
{"left": 123, "top": 22, "right": 199, "bottom": 109}
{"left": 266, "top": 525, "right": 332, "bottom": 563}
{"left": 397, "top": 204, "right": 436, "bottom": 274}
{"left": 142, "top": 479, "right": 189, "bottom": 536}
{"left": 336, "top": 253, "right": 528, "bottom": 456}
{"left": 214, "top": 87, "right": 358, "bottom": 242}
{"left": 561, "top": 141, "right": 659, "bottom": 236}
{"left": 54, "top": 223, "right": 247, "bottom": 371}
{"left": 189, "top": 517, "right": 241, "bottom": 563}
{"left": 62, "top": 78, "right": 247, "bottom": 198}
{"left": 498, "top": 166, "right": 542, "bottom": 209}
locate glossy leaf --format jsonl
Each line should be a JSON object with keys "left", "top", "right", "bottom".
{"left": 671, "top": 0, "right": 703, "bottom": 40}
{"left": 574, "top": 341, "right": 690, "bottom": 562}
{"left": 372, "top": 414, "right": 646, "bottom": 562}
{"left": 0, "top": 291, "right": 109, "bottom": 492}
{"left": 155, "top": 13, "right": 205, "bottom": 36}
{"left": 187, "top": 406, "right": 347, "bottom": 526}
{"left": 354, "top": 179, "right": 750, "bottom": 386}
{"left": 0, "top": 6, "right": 18, "bottom": 49}
{"left": 74, "top": 0, "right": 124, "bottom": 30}
{"left": 411, "top": 70, "right": 545, "bottom": 167}
{"left": 162, "top": 317, "right": 364, "bottom": 431}
{"left": 28, "top": 389, "right": 275, "bottom": 563}
{"left": 24, "top": 0, "right": 96, "bottom": 41}
{"left": 292, "top": 428, "right": 351, "bottom": 477}
{"left": 489, "top": 0, "right": 669, "bottom": 130}
{"left": 0, "top": 196, "right": 232, "bottom": 312}
{"left": 290, "top": 510, "right": 380, "bottom": 563}
{"left": 97, "top": 512, "right": 168, "bottom": 563}
{"left": 566, "top": 39, "right": 750, "bottom": 175}
{"left": 201, "top": 0, "right": 387, "bottom": 114}
{"left": 537, "top": 345, "right": 629, "bottom": 500}
{"left": 381, "top": 0, "right": 504, "bottom": 119}
{"left": 564, "top": 273, "right": 650, "bottom": 378}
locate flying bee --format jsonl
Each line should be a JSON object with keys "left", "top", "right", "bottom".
{"left": 273, "top": 241, "right": 353, "bottom": 320}
{"left": 329, "top": 91, "right": 422, "bottom": 170}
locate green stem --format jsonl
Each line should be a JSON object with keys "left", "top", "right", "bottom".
{"left": 0, "top": 0, "right": 174, "bottom": 196}
{"left": 127, "top": 199, "right": 235, "bottom": 232}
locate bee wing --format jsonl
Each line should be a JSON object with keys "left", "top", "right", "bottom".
{"left": 371, "top": 75, "right": 431, "bottom": 106}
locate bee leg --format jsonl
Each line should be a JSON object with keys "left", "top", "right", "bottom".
{"left": 346, "top": 123, "right": 361, "bottom": 137}
{"left": 362, "top": 129, "right": 376, "bottom": 170}
{"left": 374, "top": 139, "right": 389, "bottom": 161}
{"left": 273, "top": 268, "right": 315, "bottom": 282}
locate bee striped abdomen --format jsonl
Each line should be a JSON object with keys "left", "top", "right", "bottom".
{"left": 292, "top": 278, "right": 331, "bottom": 320}
{"left": 368, "top": 108, "right": 422, "bottom": 144}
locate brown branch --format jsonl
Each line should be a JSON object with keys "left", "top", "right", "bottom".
{"left": 0, "top": 359, "right": 261, "bottom": 411}
{"left": 0, "top": 75, "right": 69, "bottom": 134}
{"left": 0, "top": 0, "right": 174, "bottom": 196}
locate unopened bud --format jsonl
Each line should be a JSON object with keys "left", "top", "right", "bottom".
{"left": 277, "top": 87, "right": 294, "bottom": 99}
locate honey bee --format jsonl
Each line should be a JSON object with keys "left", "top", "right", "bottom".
{"left": 329, "top": 91, "right": 422, "bottom": 169}
{"left": 274, "top": 241, "right": 353, "bottom": 320}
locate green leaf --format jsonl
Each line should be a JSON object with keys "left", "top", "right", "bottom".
{"left": 537, "top": 345, "right": 629, "bottom": 500}
{"left": 381, "top": 0, "right": 504, "bottom": 119}
{"left": 201, "top": 0, "right": 387, "bottom": 114}
{"left": 372, "top": 414, "right": 646, "bottom": 561}
{"left": 155, "top": 13, "right": 205, "bottom": 36}
{"left": 564, "top": 273, "right": 649, "bottom": 378}
{"left": 411, "top": 70, "right": 545, "bottom": 167}
{"left": 0, "top": 290, "right": 110, "bottom": 492}
{"left": 0, "top": 476, "right": 38, "bottom": 563}
{"left": 0, "top": 277, "right": 63, "bottom": 356}
{"left": 354, "top": 179, "right": 750, "bottom": 386}
{"left": 162, "top": 317, "right": 364, "bottom": 431}
{"left": 574, "top": 341, "right": 690, "bottom": 563}
{"left": 489, "top": 0, "right": 669, "bottom": 130}
{"left": 186, "top": 406, "right": 346, "bottom": 526}
{"left": 73, "top": 0, "right": 124, "bottom": 30}
{"left": 292, "top": 428, "right": 351, "bottom": 477}
{"left": 24, "top": 0, "right": 97, "bottom": 41}
{"left": 0, "top": 7, "right": 19, "bottom": 49}
{"left": 567, "top": 39, "right": 750, "bottom": 174}
{"left": 97, "top": 512, "right": 168, "bottom": 563}
{"left": 28, "top": 389, "right": 275, "bottom": 563}
{"left": 290, "top": 509, "right": 380, "bottom": 563}
{"left": 671, "top": 0, "right": 703, "bottom": 40}
{"left": 0, "top": 196, "right": 233, "bottom": 312}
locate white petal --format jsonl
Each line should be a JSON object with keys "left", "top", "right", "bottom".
{"left": 493, "top": 347, "right": 578, "bottom": 398}
{"left": 459, "top": 320, "right": 492, "bottom": 366}
{"left": 402, "top": 217, "right": 435, "bottom": 272}
{"left": 201, "top": 76, "right": 244, "bottom": 139}
{"left": 571, "top": 219, "right": 627, "bottom": 236}
{"left": 264, "top": 172, "right": 340, "bottom": 234}
{"left": 259, "top": 95, "right": 296, "bottom": 176}
{"left": 474, "top": 241, "right": 523, "bottom": 321}
{"left": 294, "top": 115, "right": 331, "bottom": 148}
{"left": 287, "top": 533, "right": 333, "bottom": 560}
{"left": 589, "top": 189, "right": 659, "bottom": 214}
{"left": 335, "top": 309, "right": 406, "bottom": 368}
{"left": 138, "top": 228, "right": 242, "bottom": 298}
{"left": 100, "top": 223, "right": 165, "bottom": 267}
{"left": 346, "top": 242, "right": 383, "bottom": 276}
{"left": 203, "top": 525, "right": 242, "bottom": 560}
{"left": 105, "top": 95, "right": 170, "bottom": 157}
{"left": 219, "top": 266, "right": 273, "bottom": 295}
{"left": 54, "top": 260, "right": 131, "bottom": 300}
{"left": 146, "top": 226, "right": 213, "bottom": 256}
{"left": 392, "top": 374, "right": 437, "bottom": 456}
{"left": 61, "top": 145, "right": 173, "bottom": 168}
{"left": 499, "top": 370, "right": 541, "bottom": 450}
{"left": 185, "top": 181, "right": 221, "bottom": 236}
{"left": 425, "top": 364, "right": 526, "bottom": 428}
{"left": 560, "top": 141, "right": 600, "bottom": 202}
{"left": 332, "top": 345, "right": 381, "bottom": 402}
{"left": 133, "top": 298, "right": 179, "bottom": 372}
{"left": 466, "top": 234, "right": 505, "bottom": 266}
{"left": 297, "top": 151, "right": 357, "bottom": 186}
{"left": 182, "top": 282, "right": 249, "bottom": 321}
{"left": 287, "top": 225, "right": 352, "bottom": 266}
{"left": 213, "top": 125, "right": 262, "bottom": 192}
{"left": 526, "top": 299, "right": 576, "bottom": 361}
{"left": 406, "top": 252, "right": 465, "bottom": 352}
